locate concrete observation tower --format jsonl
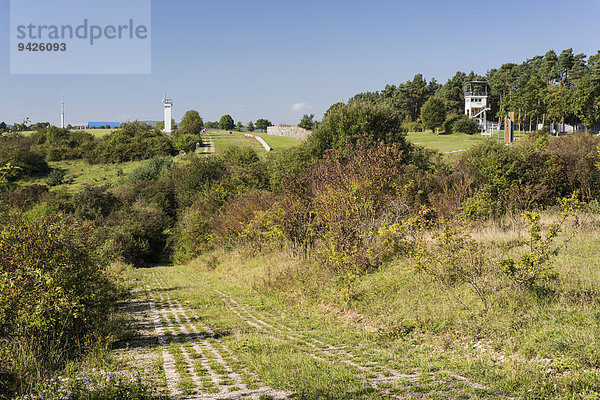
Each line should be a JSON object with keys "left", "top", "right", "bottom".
{"left": 162, "top": 95, "right": 173, "bottom": 134}
{"left": 60, "top": 94, "right": 65, "bottom": 129}
{"left": 464, "top": 81, "right": 490, "bottom": 130}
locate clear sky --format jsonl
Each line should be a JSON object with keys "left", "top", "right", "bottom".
{"left": 1, "top": 0, "right": 599, "bottom": 126}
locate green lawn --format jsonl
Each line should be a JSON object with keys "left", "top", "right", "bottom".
{"left": 21, "top": 154, "right": 190, "bottom": 192}
{"left": 206, "top": 130, "right": 302, "bottom": 156}
{"left": 254, "top": 133, "right": 303, "bottom": 150}
{"left": 21, "top": 159, "right": 146, "bottom": 192}
{"left": 75, "top": 128, "right": 116, "bottom": 138}
{"left": 207, "top": 129, "right": 267, "bottom": 155}
{"left": 406, "top": 132, "right": 493, "bottom": 153}
{"left": 407, "top": 130, "right": 531, "bottom": 153}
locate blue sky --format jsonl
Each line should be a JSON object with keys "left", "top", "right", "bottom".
{"left": 1, "top": 0, "right": 599, "bottom": 126}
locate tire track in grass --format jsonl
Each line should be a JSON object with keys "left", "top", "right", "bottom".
{"left": 168, "top": 271, "right": 412, "bottom": 399}
{"left": 181, "top": 270, "right": 513, "bottom": 400}
{"left": 146, "top": 285, "right": 182, "bottom": 397}
{"left": 150, "top": 273, "right": 290, "bottom": 400}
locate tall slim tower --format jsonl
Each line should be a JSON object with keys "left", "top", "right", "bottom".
{"left": 60, "top": 94, "right": 65, "bottom": 129}
{"left": 162, "top": 95, "right": 173, "bottom": 134}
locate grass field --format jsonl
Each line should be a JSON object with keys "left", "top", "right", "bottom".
{"left": 206, "top": 130, "right": 303, "bottom": 156}
{"left": 21, "top": 154, "right": 191, "bottom": 192}
{"left": 120, "top": 214, "right": 600, "bottom": 399}
{"left": 207, "top": 130, "right": 267, "bottom": 155}
{"left": 407, "top": 130, "right": 531, "bottom": 153}
{"left": 21, "top": 159, "right": 147, "bottom": 192}
{"left": 254, "top": 133, "right": 303, "bottom": 150}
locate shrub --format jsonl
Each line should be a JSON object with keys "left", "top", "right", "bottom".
{"left": 104, "top": 204, "right": 170, "bottom": 267}
{"left": 213, "top": 190, "right": 278, "bottom": 249}
{"left": 460, "top": 185, "right": 502, "bottom": 220}
{"left": 443, "top": 114, "right": 462, "bottom": 134}
{"left": 219, "top": 146, "right": 260, "bottom": 165}
{"left": 411, "top": 218, "right": 493, "bottom": 309}
{"left": 308, "top": 100, "right": 409, "bottom": 157}
{"left": 0, "top": 137, "right": 50, "bottom": 179}
{"left": 266, "top": 144, "right": 315, "bottom": 192}
{"left": 18, "top": 369, "right": 156, "bottom": 400}
{"left": 444, "top": 114, "right": 478, "bottom": 135}
{"left": 281, "top": 139, "right": 410, "bottom": 270}
{"left": 0, "top": 217, "right": 120, "bottom": 395}
{"left": 451, "top": 115, "right": 479, "bottom": 135}
{"left": 8, "top": 185, "right": 49, "bottom": 211}
{"left": 128, "top": 157, "right": 176, "bottom": 183}
{"left": 500, "top": 193, "right": 582, "bottom": 288}
{"left": 83, "top": 122, "right": 177, "bottom": 164}
{"left": 172, "top": 133, "right": 200, "bottom": 153}
{"left": 45, "top": 169, "right": 66, "bottom": 186}
{"left": 73, "top": 186, "right": 119, "bottom": 220}
{"left": 172, "top": 202, "right": 217, "bottom": 263}
{"left": 173, "top": 157, "right": 226, "bottom": 208}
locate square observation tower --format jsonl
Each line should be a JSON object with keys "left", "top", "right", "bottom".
{"left": 464, "top": 81, "right": 490, "bottom": 130}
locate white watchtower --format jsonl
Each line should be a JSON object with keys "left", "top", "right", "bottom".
{"left": 464, "top": 81, "right": 490, "bottom": 130}
{"left": 60, "top": 94, "right": 65, "bottom": 129}
{"left": 162, "top": 95, "right": 173, "bottom": 134}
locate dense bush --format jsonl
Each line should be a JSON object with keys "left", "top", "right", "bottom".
{"left": 7, "top": 185, "right": 49, "bottom": 211}
{"left": 451, "top": 115, "right": 479, "bottom": 134}
{"left": 443, "top": 114, "right": 479, "bottom": 135}
{"left": 31, "top": 127, "right": 95, "bottom": 161}
{"left": 104, "top": 204, "right": 170, "bottom": 267}
{"left": 18, "top": 370, "right": 156, "bottom": 400}
{"left": 280, "top": 140, "right": 412, "bottom": 271}
{"left": 443, "top": 114, "right": 462, "bottom": 134}
{"left": 308, "top": 100, "right": 409, "bottom": 157}
{"left": 0, "top": 217, "right": 120, "bottom": 396}
{"left": 83, "top": 122, "right": 176, "bottom": 164}
{"left": 73, "top": 186, "right": 119, "bottom": 220}
{"left": 173, "top": 156, "right": 227, "bottom": 208}
{"left": 45, "top": 169, "right": 66, "bottom": 186}
{"left": 0, "top": 137, "right": 50, "bottom": 180}
{"left": 128, "top": 157, "right": 176, "bottom": 183}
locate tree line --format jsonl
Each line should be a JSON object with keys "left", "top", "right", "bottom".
{"left": 350, "top": 48, "right": 600, "bottom": 132}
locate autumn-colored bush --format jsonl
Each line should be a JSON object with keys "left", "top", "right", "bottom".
{"left": 213, "top": 190, "right": 278, "bottom": 248}
{"left": 280, "top": 139, "right": 413, "bottom": 271}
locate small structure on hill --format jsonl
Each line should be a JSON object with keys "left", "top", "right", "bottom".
{"left": 464, "top": 81, "right": 490, "bottom": 130}
{"left": 266, "top": 125, "right": 311, "bottom": 141}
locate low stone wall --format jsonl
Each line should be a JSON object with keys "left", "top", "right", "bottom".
{"left": 266, "top": 125, "right": 311, "bottom": 141}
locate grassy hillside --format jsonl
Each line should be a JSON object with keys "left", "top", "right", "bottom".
{"left": 254, "top": 133, "right": 303, "bottom": 150}
{"left": 206, "top": 130, "right": 303, "bottom": 155}
{"left": 406, "top": 131, "right": 529, "bottom": 153}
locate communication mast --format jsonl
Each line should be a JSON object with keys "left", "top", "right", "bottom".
{"left": 162, "top": 95, "right": 173, "bottom": 134}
